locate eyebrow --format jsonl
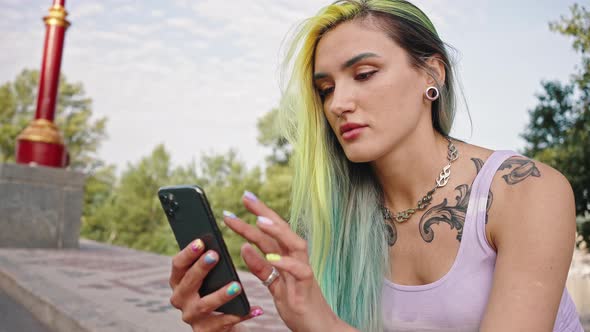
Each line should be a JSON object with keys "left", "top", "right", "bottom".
{"left": 313, "top": 52, "right": 380, "bottom": 81}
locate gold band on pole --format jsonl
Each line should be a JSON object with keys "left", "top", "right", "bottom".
{"left": 17, "top": 119, "right": 65, "bottom": 145}
{"left": 43, "top": 5, "right": 70, "bottom": 28}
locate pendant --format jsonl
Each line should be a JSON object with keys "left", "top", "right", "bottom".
{"left": 436, "top": 164, "right": 451, "bottom": 187}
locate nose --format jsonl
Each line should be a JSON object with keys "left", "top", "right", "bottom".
{"left": 328, "top": 84, "right": 356, "bottom": 119}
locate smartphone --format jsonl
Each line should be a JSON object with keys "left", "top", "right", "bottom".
{"left": 158, "top": 184, "right": 250, "bottom": 316}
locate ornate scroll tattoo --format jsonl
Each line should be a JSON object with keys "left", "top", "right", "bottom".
{"left": 498, "top": 157, "right": 541, "bottom": 185}
{"left": 418, "top": 158, "right": 492, "bottom": 243}
{"left": 419, "top": 184, "right": 470, "bottom": 242}
{"left": 385, "top": 221, "right": 398, "bottom": 247}
{"left": 417, "top": 156, "right": 541, "bottom": 244}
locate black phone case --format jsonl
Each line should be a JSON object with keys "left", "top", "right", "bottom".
{"left": 158, "top": 185, "right": 250, "bottom": 317}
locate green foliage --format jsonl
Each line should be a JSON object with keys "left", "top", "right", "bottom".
{"left": 80, "top": 145, "right": 268, "bottom": 268}
{"left": 257, "top": 108, "right": 292, "bottom": 166}
{"left": 82, "top": 144, "right": 199, "bottom": 255}
{"left": 522, "top": 4, "right": 590, "bottom": 246}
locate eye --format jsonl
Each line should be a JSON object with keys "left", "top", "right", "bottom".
{"left": 318, "top": 86, "right": 334, "bottom": 100}
{"left": 355, "top": 70, "right": 377, "bottom": 81}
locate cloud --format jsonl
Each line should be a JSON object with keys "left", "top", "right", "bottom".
{"left": 2, "top": 8, "right": 24, "bottom": 21}
{"left": 114, "top": 4, "right": 137, "bottom": 15}
{"left": 151, "top": 10, "right": 164, "bottom": 18}
{"left": 69, "top": 3, "right": 105, "bottom": 20}
{"left": 165, "top": 18, "right": 220, "bottom": 38}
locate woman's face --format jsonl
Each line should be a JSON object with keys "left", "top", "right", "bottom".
{"left": 314, "top": 19, "right": 432, "bottom": 163}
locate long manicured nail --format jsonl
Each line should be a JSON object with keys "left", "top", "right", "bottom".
{"left": 243, "top": 191, "right": 258, "bottom": 202}
{"left": 204, "top": 252, "right": 217, "bottom": 264}
{"left": 266, "top": 253, "right": 281, "bottom": 262}
{"left": 223, "top": 210, "right": 237, "bottom": 219}
{"left": 257, "top": 216, "right": 273, "bottom": 226}
{"left": 190, "top": 239, "right": 203, "bottom": 252}
{"left": 226, "top": 282, "right": 241, "bottom": 296}
{"left": 251, "top": 308, "right": 264, "bottom": 317}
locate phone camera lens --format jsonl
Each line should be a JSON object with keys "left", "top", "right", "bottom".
{"left": 166, "top": 208, "right": 175, "bottom": 217}
{"left": 172, "top": 201, "right": 179, "bottom": 211}
{"left": 160, "top": 193, "right": 169, "bottom": 203}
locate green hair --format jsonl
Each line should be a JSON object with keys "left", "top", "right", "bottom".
{"left": 278, "top": 1, "right": 456, "bottom": 330}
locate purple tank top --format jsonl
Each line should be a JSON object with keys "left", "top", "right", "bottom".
{"left": 382, "top": 150, "right": 583, "bottom": 331}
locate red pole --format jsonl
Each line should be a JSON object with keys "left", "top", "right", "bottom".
{"left": 15, "top": 0, "right": 70, "bottom": 168}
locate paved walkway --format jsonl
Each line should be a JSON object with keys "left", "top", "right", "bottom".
{"left": 1, "top": 239, "right": 589, "bottom": 331}
{"left": 0, "top": 239, "right": 289, "bottom": 332}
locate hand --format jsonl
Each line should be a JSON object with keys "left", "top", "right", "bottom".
{"left": 168, "top": 238, "right": 263, "bottom": 332}
{"left": 222, "top": 191, "right": 356, "bottom": 332}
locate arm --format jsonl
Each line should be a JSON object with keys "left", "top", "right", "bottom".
{"left": 480, "top": 161, "right": 577, "bottom": 331}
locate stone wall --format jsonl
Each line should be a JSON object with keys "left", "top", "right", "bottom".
{"left": 0, "top": 163, "right": 85, "bottom": 248}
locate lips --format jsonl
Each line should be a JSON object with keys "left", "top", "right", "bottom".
{"left": 340, "top": 123, "right": 367, "bottom": 135}
{"left": 339, "top": 123, "right": 367, "bottom": 141}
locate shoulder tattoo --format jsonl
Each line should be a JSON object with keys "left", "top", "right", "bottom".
{"left": 498, "top": 157, "right": 541, "bottom": 185}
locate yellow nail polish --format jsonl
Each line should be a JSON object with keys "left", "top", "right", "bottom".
{"left": 266, "top": 253, "right": 281, "bottom": 262}
{"left": 190, "top": 239, "right": 203, "bottom": 252}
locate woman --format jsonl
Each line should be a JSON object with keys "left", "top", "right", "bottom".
{"left": 168, "top": 0, "right": 583, "bottom": 331}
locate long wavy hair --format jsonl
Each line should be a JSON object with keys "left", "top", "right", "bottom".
{"left": 278, "top": 1, "right": 458, "bottom": 330}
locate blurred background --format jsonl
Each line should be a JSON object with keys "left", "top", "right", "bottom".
{"left": 0, "top": 0, "right": 588, "bottom": 314}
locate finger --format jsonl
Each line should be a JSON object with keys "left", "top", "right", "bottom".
{"left": 183, "top": 281, "right": 245, "bottom": 322}
{"left": 222, "top": 211, "right": 281, "bottom": 254}
{"left": 242, "top": 191, "right": 308, "bottom": 255}
{"left": 170, "top": 238, "right": 206, "bottom": 289}
{"left": 242, "top": 191, "right": 284, "bottom": 222}
{"left": 199, "top": 306, "right": 264, "bottom": 332}
{"left": 265, "top": 253, "right": 315, "bottom": 281}
{"left": 241, "top": 243, "right": 281, "bottom": 293}
{"left": 256, "top": 215, "right": 308, "bottom": 256}
{"left": 172, "top": 250, "right": 219, "bottom": 307}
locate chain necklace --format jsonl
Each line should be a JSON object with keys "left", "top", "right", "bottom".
{"left": 381, "top": 137, "right": 459, "bottom": 227}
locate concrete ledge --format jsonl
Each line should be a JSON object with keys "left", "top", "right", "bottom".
{"left": 0, "top": 163, "right": 85, "bottom": 187}
{"left": 0, "top": 239, "right": 288, "bottom": 332}
{"left": 0, "top": 163, "right": 85, "bottom": 249}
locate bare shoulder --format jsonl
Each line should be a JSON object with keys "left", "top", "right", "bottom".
{"left": 486, "top": 155, "right": 576, "bottom": 251}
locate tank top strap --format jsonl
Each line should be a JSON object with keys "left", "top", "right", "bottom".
{"left": 464, "top": 150, "right": 521, "bottom": 256}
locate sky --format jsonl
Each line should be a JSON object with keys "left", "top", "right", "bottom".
{"left": 0, "top": 0, "right": 582, "bottom": 172}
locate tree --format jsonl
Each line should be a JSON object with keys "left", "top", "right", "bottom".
{"left": 257, "top": 108, "right": 291, "bottom": 166}
{"left": 522, "top": 4, "right": 590, "bottom": 246}
{"left": 81, "top": 144, "right": 265, "bottom": 268}
{"left": 82, "top": 144, "right": 182, "bottom": 254}
{"left": 79, "top": 106, "right": 293, "bottom": 268}
{"left": 0, "top": 69, "right": 108, "bottom": 173}
{"left": 256, "top": 108, "right": 293, "bottom": 219}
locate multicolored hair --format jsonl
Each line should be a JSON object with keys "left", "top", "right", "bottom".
{"left": 278, "top": 1, "right": 457, "bottom": 330}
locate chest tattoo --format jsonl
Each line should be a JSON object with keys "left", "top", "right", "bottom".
{"left": 388, "top": 156, "right": 541, "bottom": 246}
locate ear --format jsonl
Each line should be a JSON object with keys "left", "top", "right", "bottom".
{"left": 424, "top": 55, "right": 446, "bottom": 87}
